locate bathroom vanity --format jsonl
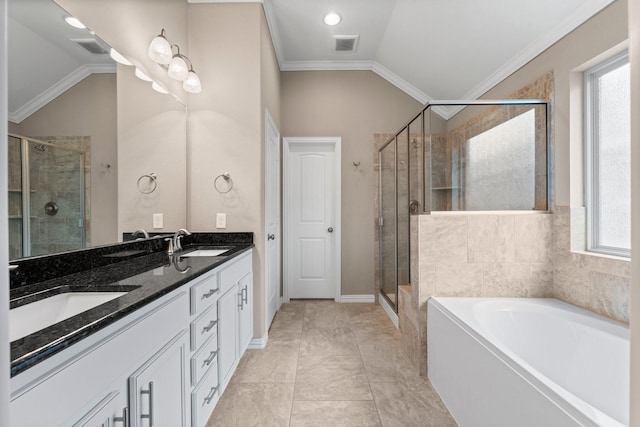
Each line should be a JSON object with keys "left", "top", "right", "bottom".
{"left": 8, "top": 233, "right": 253, "bottom": 427}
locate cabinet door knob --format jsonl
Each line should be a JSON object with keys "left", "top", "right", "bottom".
{"left": 267, "top": 234, "right": 275, "bottom": 240}
{"left": 327, "top": 227, "right": 334, "bottom": 233}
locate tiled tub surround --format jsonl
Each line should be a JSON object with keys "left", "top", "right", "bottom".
{"left": 9, "top": 232, "right": 253, "bottom": 375}
{"left": 402, "top": 208, "right": 630, "bottom": 376}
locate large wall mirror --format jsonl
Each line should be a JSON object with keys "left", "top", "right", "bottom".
{"left": 7, "top": 0, "right": 187, "bottom": 261}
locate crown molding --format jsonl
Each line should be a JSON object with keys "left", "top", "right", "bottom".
{"left": 370, "top": 62, "right": 430, "bottom": 105}
{"left": 461, "top": 0, "right": 615, "bottom": 101}
{"left": 262, "top": 0, "right": 284, "bottom": 67}
{"left": 281, "top": 60, "right": 374, "bottom": 71}
{"left": 9, "top": 64, "right": 114, "bottom": 124}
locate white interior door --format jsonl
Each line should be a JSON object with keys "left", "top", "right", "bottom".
{"left": 265, "top": 110, "right": 281, "bottom": 328}
{"left": 284, "top": 138, "right": 341, "bottom": 300}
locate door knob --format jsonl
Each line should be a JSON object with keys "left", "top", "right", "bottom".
{"left": 268, "top": 234, "right": 275, "bottom": 240}
{"left": 327, "top": 227, "right": 334, "bottom": 233}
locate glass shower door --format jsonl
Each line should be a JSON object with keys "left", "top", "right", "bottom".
{"left": 379, "top": 138, "right": 397, "bottom": 308}
{"left": 8, "top": 135, "right": 24, "bottom": 259}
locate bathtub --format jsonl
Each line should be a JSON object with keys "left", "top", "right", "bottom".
{"left": 427, "top": 298, "right": 629, "bottom": 427}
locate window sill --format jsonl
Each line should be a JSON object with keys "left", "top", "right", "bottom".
{"left": 571, "top": 249, "right": 630, "bottom": 262}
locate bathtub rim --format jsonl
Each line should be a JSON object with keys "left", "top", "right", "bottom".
{"left": 428, "top": 297, "right": 628, "bottom": 427}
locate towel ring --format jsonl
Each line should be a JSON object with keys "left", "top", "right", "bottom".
{"left": 137, "top": 173, "right": 158, "bottom": 194}
{"left": 214, "top": 173, "right": 233, "bottom": 194}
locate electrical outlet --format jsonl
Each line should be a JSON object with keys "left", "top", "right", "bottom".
{"left": 216, "top": 213, "right": 227, "bottom": 229}
{"left": 153, "top": 213, "right": 163, "bottom": 229}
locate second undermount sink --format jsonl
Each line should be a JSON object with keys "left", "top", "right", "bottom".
{"left": 10, "top": 292, "right": 127, "bottom": 342}
{"left": 180, "top": 249, "right": 229, "bottom": 257}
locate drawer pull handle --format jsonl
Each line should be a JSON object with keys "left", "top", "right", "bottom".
{"left": 140, "top": 381, "right": 154, "bottom": 426}
{"left": 238, "top": 292, "right": 243, "bottom": 309}
{"left": 203, "top": 350, "right": 218, "bottom": 367}
{"left": 242, "top": 285, "right": 248, "bottom": 305}
{"left": 202, "top": 288, "right": 219, "bottom": 299}
{"left": 202, "top": 320, "right": 218, "bottom": 334}
{"left": 203, "top": 386, "right": 219, "bottom": 405}
{"left": 113, "top": 407, "right": 129, "bottom": 427}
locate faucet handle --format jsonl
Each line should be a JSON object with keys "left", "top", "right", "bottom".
{"left": 164, "top": 237, "right": 175, "bottom": 255}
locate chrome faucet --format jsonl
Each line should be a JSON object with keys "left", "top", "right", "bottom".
{"left": 132, "top": 228, "right": 150, "bottom": 239}
{"left": 173, "top": 228, "right": 191, "bottom": 251}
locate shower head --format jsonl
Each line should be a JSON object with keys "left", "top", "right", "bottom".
{"left": 33, "top": 144, "right": 46, "bottom": 152}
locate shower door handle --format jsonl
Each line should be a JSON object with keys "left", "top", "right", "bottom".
{"left": 327, "top": 227, "right": 334, "bottom": 233}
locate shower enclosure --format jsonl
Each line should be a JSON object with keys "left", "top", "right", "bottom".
{"left": 378, "top": 100, "right": 550, "bottom": 312}
{"left": 8, "top": 135, "right": 86, "bottom": 260}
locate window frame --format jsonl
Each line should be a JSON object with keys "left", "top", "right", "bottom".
{"left": 584, "top": 51, "right": 630, "bottom": 258}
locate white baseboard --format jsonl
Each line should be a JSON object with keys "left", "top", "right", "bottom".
{"left": 379, "top": 293, "right": 399, "bottom": 329}
{"left": 248, "top": 333, "right": 268, "bottom": 350}
{"left": 336, "top": 294, "right": 375, "bottom": 303}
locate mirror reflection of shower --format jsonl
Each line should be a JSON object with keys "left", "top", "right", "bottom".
{"left": 7, "top": 135, "right": 86, "bottom": 260}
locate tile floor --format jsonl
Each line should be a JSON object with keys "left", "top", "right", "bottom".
{"left": 207, "top": 300, "right": 457, "bottom": 427}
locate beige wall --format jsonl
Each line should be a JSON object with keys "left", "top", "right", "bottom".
{"left": 188, "top": 3, "right": 277, "bottom": 340}
{"left": 281, "top": 71, "right": 421, "bottom": 296}
{"left": 629, "top": 0, "right": 639, "bottom": 424}
{"left": 10, "top": 73, "right": 117, "bottom": 245}
{"left": 117, "top": 64, "right": 187, "bottom": 235}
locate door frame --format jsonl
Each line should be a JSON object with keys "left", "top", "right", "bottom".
{"left": 283, "top": 137, "right": 341, "bottom": 302}
{"left": 264, "top": 109, "right": 281, "bottom": 329}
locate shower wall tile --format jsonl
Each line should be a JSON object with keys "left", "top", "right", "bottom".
{"left": 434, "top": 263, "right": 484, "bottom": 297}
{"left": 425, "top": 216, "right": 467, "bottom": 264}
{"left": 514, "top": 214, "right": 553, "bottom": 263}
{"left": 467, "top": 215, "right": 515, "bottom": 263}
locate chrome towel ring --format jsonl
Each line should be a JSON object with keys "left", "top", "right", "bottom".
{"left": 214, "top": 173, "right": 233, "bottom": 194}
{"left": 137, "top": 173, "right": 158, "bottom": 194}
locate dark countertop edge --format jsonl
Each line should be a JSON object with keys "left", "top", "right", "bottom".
{"left": 10, "top": 244, "right": 253, "bottom": 377}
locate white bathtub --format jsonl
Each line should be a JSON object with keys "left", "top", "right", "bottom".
{"left": 427, "top": 298, "right": 629, "bottom": 427}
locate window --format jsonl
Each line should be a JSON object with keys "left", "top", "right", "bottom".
{"left": 585, "top": 52, "right": 630, "bottom": 257}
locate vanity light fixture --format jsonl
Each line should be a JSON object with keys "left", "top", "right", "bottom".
{"left": 148, "top": 29, "right": 202, "bottom": 93}
{"left": 148, "top": 29, "right": 172, "bottom": 65}
{"left": 110, "top": 48, "right": 132, "bottom": 66}
{"left": 323, "top": 12, "right": 341, "bottom": 26}
{"left": 64, "top": 16, "right": 86, "bottom": 29}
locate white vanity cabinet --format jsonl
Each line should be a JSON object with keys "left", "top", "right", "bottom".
{"left": 10, "top": 290, "right": 190, "bottom": 427}
{"left": 9, "top": 249, "right": 253, "bottom": 427}
{"left": 217, "top": 252, "right": 253, "bottom": 395}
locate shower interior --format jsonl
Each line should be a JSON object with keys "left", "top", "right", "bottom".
{"left": 378, "top": 100, "right": 549, "bottom": 311}
{"left": 8, "top": 135, "right": 86, "bottom": 260}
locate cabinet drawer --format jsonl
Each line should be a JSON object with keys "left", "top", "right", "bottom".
{"left": 191, "top": 365, "right": 219, "bottom": 427}
{"left": 190, "top": 273, "right": 220, "bottom": 316}
{"left": 219, "top": 253, "right": 252, "bottom": 294}
{"left": 191, "top": 335, "right": 218, "bottom": 387}
{"left": 191, "top": 305, "right": 218, "bottom": 352}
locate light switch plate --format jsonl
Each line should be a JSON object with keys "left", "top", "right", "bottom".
{"left": 216, "top": 213, "right": 227, "bottom": 229}
{"left": 153, "top": 213, "right": 163, "bottom": 229}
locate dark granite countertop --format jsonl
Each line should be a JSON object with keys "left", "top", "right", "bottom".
{"left": 9, "top": 233, "right": 253, "bottom": 377}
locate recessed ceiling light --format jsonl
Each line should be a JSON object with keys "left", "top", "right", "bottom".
{"left": 64, "top": 16, "right": 86, "bottom": 29}
{"left": 323, "top": 13, "right": 341, "bottom": 26}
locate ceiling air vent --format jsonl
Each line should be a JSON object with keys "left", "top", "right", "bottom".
{"left": 333, "top": 35, "right": 359, "bottom": 53}
{"left": 71, "top": 38, "right": 109, "bottom": 55}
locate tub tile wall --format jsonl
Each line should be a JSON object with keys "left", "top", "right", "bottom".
{"left": 552, "top": 206, "right": 630, "bottom": 323}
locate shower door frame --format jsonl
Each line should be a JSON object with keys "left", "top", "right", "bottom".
{"left": 9, "top": 134, "right": 86, "bottom": 258}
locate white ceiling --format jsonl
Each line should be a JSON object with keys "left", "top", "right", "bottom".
{"left": 260, "top": 0, "right": 617, "bottom": 103}
{"left": 10, "top": 0, "right": 618, "bottom": 122}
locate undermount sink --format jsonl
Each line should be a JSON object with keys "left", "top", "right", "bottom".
{"left": 180, "top": 249, "right": 229, "bottom": 257}
{"left": 10, "top": 292, "right": 127, "bottom": 342}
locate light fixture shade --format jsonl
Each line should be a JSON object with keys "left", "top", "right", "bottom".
{"left": 110, "top": 48, "right": 132, "bottom": 66}
{"left": 152, "top": 81, "right": 169, "bottom": 94}
{"left": 64, "top": 16, "right": 86, "bottom": 29}
{"left": 135, "top": 68, "right": 153, "bottom": 82}
{"left": 183, "top": 71, "right": 202, "bottom": 93}
{"left": 148, "top": 32, "right": 172, "bottom": 64}
{"left": 168, "top": 55, "right": 189, "bottom": 81}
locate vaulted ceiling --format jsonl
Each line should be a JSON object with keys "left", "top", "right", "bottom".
{"left": 9, "top": 0, "right": 618, "bottom": 122}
